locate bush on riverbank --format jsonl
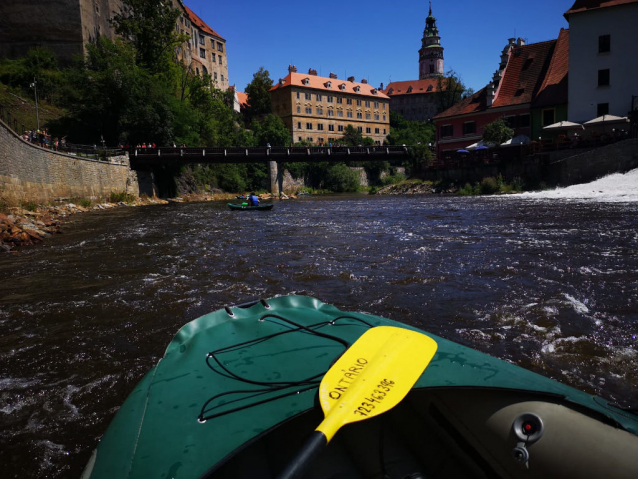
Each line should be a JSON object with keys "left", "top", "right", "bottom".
{"left": 458, "top": 175, "right": 522, "bottom": 195}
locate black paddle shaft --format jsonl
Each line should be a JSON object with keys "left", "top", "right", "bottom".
{"left": 277, "top": 431, "right": 327, "bottom": 479}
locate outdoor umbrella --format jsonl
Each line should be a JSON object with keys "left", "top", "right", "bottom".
{"left": 542, "top": 121, "right": 584, "bottom": 131}
{"left": 475, "top": 146, "right": 489, "bottom": 150}
{"left": 584, "top": 114, "right": 628, "bottom": 125}
{"left": 457, "top": 149, "right": 470, "bottom": 153}
{"left": 467, "top": 140, "right": 495, "bottom": 150}
{"left": 501, "top": 135, "right": 530, "bottom": 146}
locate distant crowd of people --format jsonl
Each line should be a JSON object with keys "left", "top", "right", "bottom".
{"left": 21, "top": 128, "right": 64, "bottom": 150}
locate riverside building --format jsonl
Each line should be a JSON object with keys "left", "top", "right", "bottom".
{"left": 270, "top": 66, "right": 390, "bottom": 145}
{"left": 0, "top": 0, "right": 228, "bottom": 87}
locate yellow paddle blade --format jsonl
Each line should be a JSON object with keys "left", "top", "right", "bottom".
{"left": 316, "top": 326, "right": 437, "bottom": 442}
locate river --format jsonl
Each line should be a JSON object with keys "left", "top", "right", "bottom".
{"left": 1, "top": 170, "right": 637, "bottom": 478}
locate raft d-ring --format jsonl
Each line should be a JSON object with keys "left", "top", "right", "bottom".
{"left": 260, "top": 299, "right": 271, "bottom": 309}
{"left": 224, "top": 306, "right": 235, "bottom": 317}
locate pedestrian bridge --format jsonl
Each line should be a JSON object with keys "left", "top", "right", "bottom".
{"left": 129, "top": 145, "right": 410, "bottom": 170}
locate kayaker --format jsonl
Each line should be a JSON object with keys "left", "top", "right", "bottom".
{"left": 248, "top": 193, "right": 259, "bottom": 206}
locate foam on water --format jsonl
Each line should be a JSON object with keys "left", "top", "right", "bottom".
{"left": 515, "top": 168, "right": 638, "bottom": 202}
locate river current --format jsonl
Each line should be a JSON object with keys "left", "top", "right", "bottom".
{"left": 1, "top": 170, "right": 638, "bottom": 478}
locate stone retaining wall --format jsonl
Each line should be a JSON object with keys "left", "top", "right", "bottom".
{"left": 0, "top": 120, "right": 141, "bottom": 203}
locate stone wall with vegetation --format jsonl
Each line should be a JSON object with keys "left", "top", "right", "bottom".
{"left": 0, "top": 120, "right": 139, "bottom": 204}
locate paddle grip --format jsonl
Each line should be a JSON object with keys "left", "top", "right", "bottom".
{"left": 277, "top": 431, "right": 327, "bottom": 479}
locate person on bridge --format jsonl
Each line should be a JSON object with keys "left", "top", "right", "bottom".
{"left": 248, "top": 192, "right": 259, "bottom": 206}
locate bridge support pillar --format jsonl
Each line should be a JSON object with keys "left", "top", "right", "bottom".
{"left": 269, "top": 160, "right": 279, "bottom": 196}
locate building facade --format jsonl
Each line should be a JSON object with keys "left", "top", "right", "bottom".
{"left": 270, "top": 66, "right": 390, "bottom": 145}
{"left": 0, "top": 0, "right": 228, "bottom": 88}
{"left": 433, "top": 37, "right": 557, "bottom": 159}
{"left": 564, "top": 0, "right": 638, "bottom": 121}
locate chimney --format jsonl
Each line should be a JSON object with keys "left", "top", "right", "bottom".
{"left": 380, "top": 82, "right": 384, "bottom": 90}
{"left": 329, "top": 72, "right": 338, "bottom": 79}
{"left": 516, "top": 37, "right": 526, "bottom": 47}
{"left": 308, "top": 68, "right": 317, "bottom": 76}
{"left": 347, "top": 76, "right": 355, "bottom": 82}
{"left": 361, "top": 78, "right": 368, "bottom": 84}
{"left": 288, "top": 64, "right": 297, "bottom": 73}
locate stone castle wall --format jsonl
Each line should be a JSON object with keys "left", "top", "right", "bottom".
{"left": 0, "top": 120, "right": 140, "bottom": 203}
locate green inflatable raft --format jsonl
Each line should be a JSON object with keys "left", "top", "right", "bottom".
{"left": 82, "top": 296, "right": 638, "bottom": 479}
{"left": 228, "top": 203, "right": 274, "bottom": 211}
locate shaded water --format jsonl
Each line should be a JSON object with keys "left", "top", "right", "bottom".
{"left": 1, "top": 171, "right": 637, "bottom": 478}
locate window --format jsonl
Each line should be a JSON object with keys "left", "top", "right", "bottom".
{"left": 212, "top": 54, "right": 216, "bottom": 63}
{"left": 347, "top": 111, "right": 353, "bottom": 118}
{"left": 199, "top": 35, "right": 205, "bottom": 45}
{"left": 374, "top": 101, "right": 379, "bottom": 108}
{"left": 504, "top": 116, "right": 517, "bottom": 128}
{"left": 463, "top": 121, "right": 476, "bottom": 135}
{"left": 202, "top": 66, "right": 208, "bottom": 75}
{"left": 383, "top": 115, "right": 386, "bottom": 121}
{"left": 196, "top": 67, "right": 200, "bottom": 75}
{"left": 305, "top": 93, "right": 311, "bottom": 100}
{"left": 429, "top": 64, "right": 434, "bottom": 74}
{"left": 297, "top": 122, "right": 302, "bottom": 129}
{"left": 346, "top": 98, "right": 352, "bottom": 105}
{"left": 214, "top": 72, "right": 217, "bottom": 80}
{"left": 328, "top": 110, "right": 334, "bottom": 117}
{"left": 296, "top": 92, "right": 300, "bottom": 99}
{"left": 337, "top": 111, "right": 343, "bottom": 118}
{"left": 218, "top": 55, "right": 222, "bottom": 65}
{"left": 374, "top": 114, "right": 379, "bottom": 121}
{"left": 383, "top": 129, "right": 386, "bottom": 134}
{"left": 327, "top": 96, "right": 333, "bottom": 103}
{"left": 366, "top": 127, "right": 371, "bottom": 134}
{"left": 221, "top": 75, "right": 224, "bottom": 82}
{"left": 356, "top": 100, "right": 362, "bottom": 106}
{"left": 316, "top": 94, "right": 322, "bottom": 101}
{"left": 542, "top": 109, "right": 555, "bottom": 126}
{"left": 338, "top": 125, "right": 344, "bottom": 132}
{"left": 383, "top": 103, "right": 386, "bottom": 110}
{"left": 441, "top": 125, "right": 453, "bottom": 137}
{"left": 365, "top": 101, "right": 370, "bottom": 107}
{"left": 597, "top": 103, "right": 609, "bottom": 116}
{"left": 317, "top": 108, "right": 323, "bottom": 115}
{"left": 329, "top": 125, "right": 334, "bottom": 131}
{"left": 598, "top": 69, "right": 610, "bottom": 86}
{"left": 599, "top": 35, "right": 610, "bottom": 53}
{"left": 375, "top": 128, "right": 380, "bottom": 134}
{"left": 519, "top": 114, "right": 530, "bottom": 128}
{"left": 200, "top": 48, "right": 206, "bottom": 58}
{"left": 337, "top": 97, "right": 343, "bottom": 104}
{"left": 427, "top": 85, "right": 433, "bottom": 92}
{"left": 366, "top": 113, "right": 371, "bottom": 120}
{"left": 318, "top": 124, "right": 324, "bottom": 131}
{"left": 305, "top": 107, "right": 312, "bottom": 114}
{"left": 306, "top": 123, "right": 313, "bottom": 129}
{"left": 297, "top": 106, "right": 301, "bottom": 113}
{"left": 357, "top": 112, "right": 362, "bottom": 119}
{"left": 307, "top": 137, "right": 313, "bottom": 142}
{"left": 217, "top": 42, "right": 224, "bottom": 52}
{"left": 357, "top": 127, "right": 363, "bottom": 132}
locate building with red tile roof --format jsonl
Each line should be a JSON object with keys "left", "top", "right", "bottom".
{"left": 382, "top": 79, "right": 441, "bottom": 122}
{"left": 564, "top": 0, "right": 638, "bottom": 122}
{"left": 433, "top": 37, "right": 560, "bottom": 160}
{"left": 270, "top": 66, "right": 390, "bottom": 145}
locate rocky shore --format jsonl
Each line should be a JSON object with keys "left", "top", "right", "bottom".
{"left": 0, "top": 192, "right": 296, "bottom": 253}
{"left": 376, "top": 181, "right": 437, "bottom": 195}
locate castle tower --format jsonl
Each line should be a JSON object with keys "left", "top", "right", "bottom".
{"left": 419, "top": 2, "right": 444, "bottom": 79}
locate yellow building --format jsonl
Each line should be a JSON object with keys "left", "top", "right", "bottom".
{"left": 270, "top": 66, "right": 390, "bottom": 145}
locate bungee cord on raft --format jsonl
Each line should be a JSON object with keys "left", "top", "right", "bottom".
{"left": 198, "top": 310, "right": 374, "bottom": 423}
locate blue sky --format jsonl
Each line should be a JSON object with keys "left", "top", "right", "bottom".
{"left": 185, "top": 0, "right": 573, "bottom": 93}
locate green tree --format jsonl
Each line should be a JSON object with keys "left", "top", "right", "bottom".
{"left": 339, "top": 125, "right": 364, "bottom": 146}
{"left": 251, "top": 114, "right": 290, "bottom": 146}
{"left": 482, "top": 118, "right": 514, "bottom": 145}
{"left": 245, "top": 67, "right": 273, "bottom": 120}
{"left": 324, "top": 163, "right": 360, "bottom": 192}
{"left": 435, "top": 70, "right": 472, "bottom": 114}
{"left": 111, "top": 0, "right": 187, "bottom": 72}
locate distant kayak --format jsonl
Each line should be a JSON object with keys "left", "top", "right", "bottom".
{"left": 228, "top": 203, "right": 273, "bottom": 211}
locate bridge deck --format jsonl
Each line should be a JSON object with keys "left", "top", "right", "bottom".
{"left": 129, "top": 145, "right": 410, "bottom": 169}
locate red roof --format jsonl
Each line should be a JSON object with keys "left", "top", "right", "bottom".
{"left": 236, "top": 91, "right": 249, "bottom": 108}
{"left": 382, "top": 78, "right": 441, "bottom": 96}
{"left": 433, "top": 87, "right": 488, "bottom": 119}
{"left": 492, "top": 39, "right": 555, "bottom": 108}
{"left": 270, "top": 72, "right": 389, "bottom": 99}
{"left": 434, "top": 38, "right": 558, "bottom": 120}
{"left": 534, "top": 29, "right": 569, "bottom": 107}
{"left": 183, "top": 5, "right": 225, "bottom": 40}
{"left": 565, "top": 0, "right": 638, "bottom": 17}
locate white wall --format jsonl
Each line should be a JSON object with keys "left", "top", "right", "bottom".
{"left": 568, "top": 4, "right": 638, "bottom": 122}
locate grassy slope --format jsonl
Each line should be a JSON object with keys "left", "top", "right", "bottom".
{"left": 0, "top": 83, "right": 65, "bottom": 133}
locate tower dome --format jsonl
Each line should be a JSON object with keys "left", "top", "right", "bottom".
{"left": 419, "top": 2, "right": 444, "bottom": 79}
